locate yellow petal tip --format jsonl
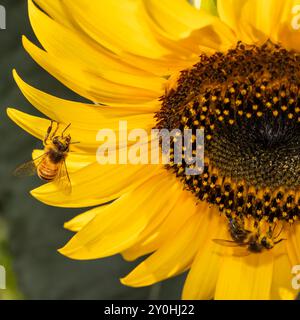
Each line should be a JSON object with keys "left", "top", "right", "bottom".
{"left": 29, "top": 187, "right": 49, "bottom": 203}
{"left": 57, "top": 247, "right": 65, "bottom": 255}
{"left": 118, "top": 271, "right": 149, "bottom": 288}
{"left": 63, "top": 221, "right": 73, "bottom": 230}
{"left": 119, "top": 276, "right": 135, "bottom": 287}
{"left": 12, "top": 69, "right": 20, "bottom": 82}
{"left": 30, "top": 188, "right": 50, "bottom": 205}
{"left": 29, "top": 189, "right": 36, "bottom": 197}
{"left": 21, "top": 34, "right": 29, "bottom": 45}
{"left": 6, "top": 107, "right": 19, "bottom": 121}
{"left": 57, "top": 244, "right": 73, "bottom": 258}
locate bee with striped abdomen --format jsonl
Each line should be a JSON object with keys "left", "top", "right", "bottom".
{"left": 14, "top": 120, "right": 78, "bottom": 194}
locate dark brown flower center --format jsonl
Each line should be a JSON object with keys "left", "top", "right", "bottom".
{"left": 157, "top": 41, "right": 300, "bottom": 225}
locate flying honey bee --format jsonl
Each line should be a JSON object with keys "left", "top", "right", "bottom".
{"left": 213, "top": 217, "right": 285, "bottom": 254}
{"left": 14, "top": 120, "right": 78, "bottom": 194}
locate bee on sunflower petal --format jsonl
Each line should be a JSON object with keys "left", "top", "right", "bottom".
{"left": 213, "top": 217, "right": 286, "bottom": 255}
{"left": 14, "top": 120, "right": 79, "bottom": 195}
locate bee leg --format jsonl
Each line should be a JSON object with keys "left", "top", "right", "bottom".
{"left": 61, "top": 123, "right": 72, "bottom": 137}
{"left": 44, "top": 120, "right": 54, "bottom": 145}
{"left": 50, "top": 121, "right": 60, "bottom": 139}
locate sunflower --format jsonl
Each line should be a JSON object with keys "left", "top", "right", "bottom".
{"left": 7, "top": 0, "right": 300, "bottom": 300}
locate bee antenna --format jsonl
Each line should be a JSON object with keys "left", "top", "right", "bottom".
{"left": 62, "top": 123, "right": 72, "bottom": 137}
{"left": 274, "top": 238, "right": 286, "bottom": 245}
{"left": 274, "top": 224, "right": 284, "bottom": 239}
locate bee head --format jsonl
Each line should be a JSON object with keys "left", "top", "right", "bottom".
{"left": 260, "top": 236, "right": 274, "bottom": 249}
{"left": 52, "top": 134, "right": 71, "bottom": 152}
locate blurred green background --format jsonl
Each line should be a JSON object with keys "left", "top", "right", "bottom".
{"left": 0, "top": 0, "right": 187, "bottom": 300}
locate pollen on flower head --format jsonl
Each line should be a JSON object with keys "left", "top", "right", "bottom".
{"left": 157, "top": 40, "right": 300, "bottom": 227}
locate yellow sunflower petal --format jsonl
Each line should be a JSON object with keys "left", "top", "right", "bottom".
{"left": 13, "top": 71, "right": 160, "bottom": 121}
{"left": 60, "top": 0, "right": 172, "bottom": 58}
{"left": 28, "top": 0, "right": 166, "bottom": 91}
{"left": 23, "top": 37, "right": 161, "bottom": 104}
{"left": 286, "top": 223, "right": 300, "bottom": 267}
{"left": 175, "top": 21, "right": 237, "bottom": 55}
{"left": 7, "top": 108, "right": 48, "bottom": 141}
{"left": 7, "top": 108, "right": 155, "bottom": 153}
{"left": 218, "top": 0, "right": 289, "bottom": 43}
{"left": 122, "top": 189, "right": 198, "bottom": 261}
{"left": 217, "top": 0, "right": 245, "bottom": 32}
{"left": 34, "top": 0, "right": 67, "bottom": 25}
{"left": 143, "top": 0, "right": 217, "bottom": 40}
{"left": 38, "top": 4, "right": 196, "bottom": 77}
{"left": 182, "top": 207, "right": 228, "bottom": 300}
{"left": 64, "top": 170, "right": 182, "bottom": 234}
{"left": 121, "top": 51, "right": 197, "bottom": 78}
{"left": 239, "top": 0, "right": 290, "bottom": 41}
{"left": 215, "top": 252, "right": 274, "bottom": 300}
{"left": 143, "top": 0, "right": 237, "bottom": 57}
{"left": 31, "top": 163, "right": 161, "bottom": 208}
{"left": 64, "top": 206, "right": 107, "bottom": 233}
{"left": 270, "top": 253, "right": 296, "bottom": 300}
{"left": 59, "top": 172, "right": 181, "bottom": 259}
{"left": 278, "top": 288, "right": 297, "bottom": 300}
{"left": 121, "top": 213, "right": 202, "bottom": 287}
{"left": 276, "top": 0, "right": 300, "bottom": 51}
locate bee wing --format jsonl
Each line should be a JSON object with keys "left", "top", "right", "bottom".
{"left": 212, "top": 239, "right": 248, "bottom": 247}
{"left": 213, "top": 239, "right": 251, "bottom": 256}
{"left": 54, "top": 159, "right": 72, "bottom": 195}
{"left": 13, "top": 153, "right": 48, "bottom": 177}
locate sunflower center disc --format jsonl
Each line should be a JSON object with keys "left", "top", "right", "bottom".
{"left": 157, "top": 41, "right": 300, "bottom": 224}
